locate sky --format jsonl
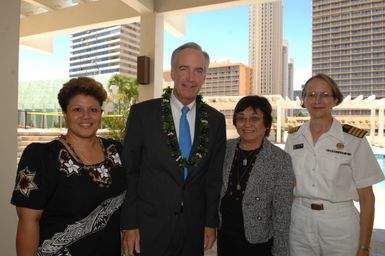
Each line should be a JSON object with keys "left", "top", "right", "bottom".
{"left": 18, "top": 0, "right": 312, "bottom": 90}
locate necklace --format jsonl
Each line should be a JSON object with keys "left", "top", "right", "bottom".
{"left": 161, "top": 87, "right": 209, "bottom": 168}
{"left": 239, "top": 149, "right": 256, "bottom": 166}
{"left": 60, "top": 135, "right": 106, "bottom": 165}
{"left": 235, "top": 146, "right": 261, "bottom": 190}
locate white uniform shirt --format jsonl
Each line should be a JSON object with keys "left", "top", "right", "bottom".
{"left": 285, "top": 118, "right": 384, "bottom": 202}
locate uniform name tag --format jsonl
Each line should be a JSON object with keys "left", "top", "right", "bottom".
{"left": 293, "top": 144, "right": 304, "bottom": 150}
{"left": 326, "top": 149, "right": 352, "bottom": 156}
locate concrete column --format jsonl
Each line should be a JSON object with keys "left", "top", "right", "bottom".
{"left": 138, "top": 13, "right": 164, "bottom": 101}
{"left": 0, "top": 0, "right": 20, "bottom": 254}
{"left": 379, "top": 105, "right": 384, "bottom": 138}
{"left": 370, "top": 108, "right": 376, "bottom": 144}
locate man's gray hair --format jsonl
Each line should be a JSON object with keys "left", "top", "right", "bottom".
{"left": 170, "top": 42, "right": 210, "bottom": 72}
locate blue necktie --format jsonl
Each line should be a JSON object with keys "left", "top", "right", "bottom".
{"left": 179, "top": 106, "right": 191, "bottom": 180}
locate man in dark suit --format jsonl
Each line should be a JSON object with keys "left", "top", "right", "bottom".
{"left": 120, "top": 42, "right": 226, "bottom": 256}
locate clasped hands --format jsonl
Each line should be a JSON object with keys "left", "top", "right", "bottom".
{"left": 121, "top": 227, "right": 216, "bottom": 255}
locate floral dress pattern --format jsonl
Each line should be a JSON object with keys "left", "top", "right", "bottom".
{"left": 11, "top": 138, "right": 127, "bottom": 256}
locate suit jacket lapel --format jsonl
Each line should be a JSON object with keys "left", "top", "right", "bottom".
{"left": 185, "top": 105, "right": 201, "bottom": 180}
{"left": 190, "top": 105, "right": 200, "bottom": 156}
{"left": 160, "top": 99, "right": 185, "bottom": 183}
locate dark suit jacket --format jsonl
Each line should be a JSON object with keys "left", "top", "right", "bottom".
{"left": 120, "top": 98, "right": 226, "bottom": 256}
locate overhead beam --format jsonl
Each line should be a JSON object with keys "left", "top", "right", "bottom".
{"left": 164, "top": 14, "right": 185, "bottom": 37}
{"left": 20, "top": 37, "right": 53, "bottom": 53}
{"left": 155, "top": 0, "right": 250, "bottom": 14}
{"left": 23, "top": 0, "right": 53, "bottom": 11}
{"left": 120, "top": 0, "right": 154, "bottom": 14}
{"left": 20, "top": 0, "right": 140, "bottom": 41}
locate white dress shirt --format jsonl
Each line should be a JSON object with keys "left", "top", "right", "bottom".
{"left": 170, "top": 92, "right": 196, "bottom": 142}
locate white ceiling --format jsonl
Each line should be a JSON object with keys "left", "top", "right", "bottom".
{"left": 19, "top": 0, "right": 249, "bottom": 52}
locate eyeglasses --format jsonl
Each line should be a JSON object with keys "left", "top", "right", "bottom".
{"left": 305, "top": 91, "right": 333, "bottom": 100}
{"left": 235, "top": 116, "right": 260, "bottom": 125}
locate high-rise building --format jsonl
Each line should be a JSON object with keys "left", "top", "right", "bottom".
{"left": 282, "top": 40, "right": 289, "bottom": 98}
{"left": 201, "top": 61, "right": 252, "bottom": 96}
{"left": 69, "top": 23, "right": 140, "bottom": 78}
{"left": 312, "top": 0, "right": 385, "bottom": 98}
{"left": 288, "top": 58, "right": 294, "bottom": 99}
{"left": 163, "top": 61, "right": 252, "bottom": 97}
{"left": 249, "top": 0, "right": 283, "bottom": 96}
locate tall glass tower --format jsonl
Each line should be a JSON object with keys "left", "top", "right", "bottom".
{"left": 249, "top": 0, "right": 283, "bottom": 96}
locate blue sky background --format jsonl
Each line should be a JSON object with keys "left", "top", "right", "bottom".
{"left": 19, "top": 0, "right": 312, "bottom": 89}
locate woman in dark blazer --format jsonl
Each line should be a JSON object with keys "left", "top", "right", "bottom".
{"left": 218, "top": 95, "right": 294, "bottom": 256}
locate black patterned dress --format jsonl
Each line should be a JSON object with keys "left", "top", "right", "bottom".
{"left": 11, "top": 138, "right": 127, "bottom": 256}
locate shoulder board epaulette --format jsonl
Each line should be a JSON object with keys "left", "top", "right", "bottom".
{"left": 288, "top": 125, "right": 301, "bottom": 134}
{"left": 342, "top": 124, "right": 367, "bottom": 138}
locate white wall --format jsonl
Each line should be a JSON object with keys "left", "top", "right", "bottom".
{"left": 0, "top": 0, "right": 20, "bottom": 255}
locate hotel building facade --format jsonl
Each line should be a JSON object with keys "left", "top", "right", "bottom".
{"left": 163, "top": 61, "right": 252, "bottom": 97}
{"left": 69, "top": 23, "right": 141, "bottom": 78}
{"left": 201, "top": 61, "right": 252, "bottom": 96}
{"left": 312, "top": 0, "right": 385, "bottom": 99}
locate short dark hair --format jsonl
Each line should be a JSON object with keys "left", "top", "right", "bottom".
{"left": 233, "top": 95, "right": 273, "bottom": 137}
{"left": 301, "top": 73, "right": 343, "bottom": 108}
{"left": 171, "top": 42, "right": 210, "bottom": 72}
{"left": 58, "top": 77, "right": 107, "bottom": 112}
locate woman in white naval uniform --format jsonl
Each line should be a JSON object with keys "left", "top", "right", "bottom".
{"left": 285, "top": 73, "right": 385, "bottom": 256}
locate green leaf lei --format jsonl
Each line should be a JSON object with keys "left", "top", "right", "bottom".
{"left": 161, "top": 87, "right": 209, "bottom": 168}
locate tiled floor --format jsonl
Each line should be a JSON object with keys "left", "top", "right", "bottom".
{"left": 371, "top": 189, "right": 385, "bottom": 256}
{"left": 371, "top": 231, "right": 385, "bottom": 256}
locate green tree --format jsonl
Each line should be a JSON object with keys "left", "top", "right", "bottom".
{"left": 103, "top": 74, "right": 139, "bottom": 142}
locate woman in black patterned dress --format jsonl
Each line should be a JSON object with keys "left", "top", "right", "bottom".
{"left": 11, "top": 77, "right": 126, "bottom": 255}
